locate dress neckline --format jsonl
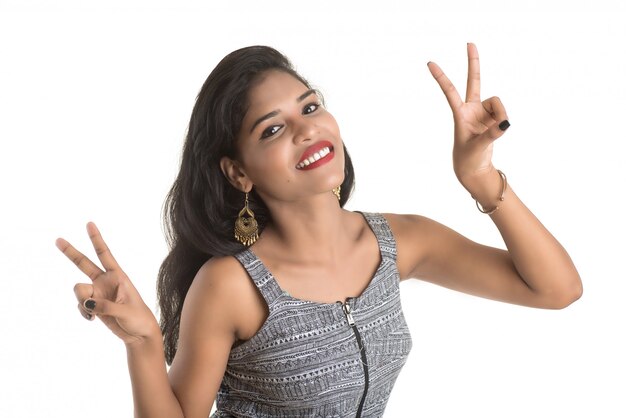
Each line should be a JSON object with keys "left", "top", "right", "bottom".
{"left": 243, "top": 211, "right": 384, "bottom": 306}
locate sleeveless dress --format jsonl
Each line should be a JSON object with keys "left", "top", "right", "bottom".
{"left": 211, "top": 211, "right": 413, "bottom": 418}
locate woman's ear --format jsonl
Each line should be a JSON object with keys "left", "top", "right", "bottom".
{"left": 220, "top": 156, "right": 253, "bottom": 192}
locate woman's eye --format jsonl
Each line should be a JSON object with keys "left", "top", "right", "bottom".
{"left": 261, "top": 125, "right": 282, "bottom": 139}
{"left": 303, "top": 103, "right": 321, "bottom": 115}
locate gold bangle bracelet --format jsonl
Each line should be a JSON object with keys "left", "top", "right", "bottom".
{"left": 472, "top": 169, "right": 507, "bottom": 215}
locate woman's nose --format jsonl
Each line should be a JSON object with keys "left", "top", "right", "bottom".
{"left": 292, "top": 118, "right": 317, "bottom": 144}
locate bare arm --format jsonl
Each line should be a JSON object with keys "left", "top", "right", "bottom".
{"left": 386, "top": 44, "right": 581, "bottom": 309}
{"left": 126, "top": 335, "right": 185, "bottom": 418}
{"left": 388, "top": 204, "right": 581, "bottom": 309}
{"left": 167, "top": 257, "right": 257, "bottom": 417}
{"left": 57, "top": 224, "right": 248, "bottom": 418}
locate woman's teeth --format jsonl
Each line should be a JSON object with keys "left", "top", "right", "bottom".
{"left": 296, "top": 147, "right": 331, "bottom": 169}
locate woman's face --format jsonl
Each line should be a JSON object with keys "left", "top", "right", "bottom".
{"left": 232, "top": 70, "right": 345, "bottom": 203}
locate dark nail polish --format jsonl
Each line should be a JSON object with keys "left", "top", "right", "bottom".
{"left": 498, "top": 120, "right": 510, "bottom": 131}
{"left": 84, "top": 299, "right": 96, "bottom": 311}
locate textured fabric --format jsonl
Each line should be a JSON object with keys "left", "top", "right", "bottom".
{"left": 211, "top": 212, "right": 412, "bottom": 417}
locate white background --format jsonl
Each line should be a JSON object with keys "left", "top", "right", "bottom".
{"left": 1, "top": 1, "right": 625, "bottom": 417}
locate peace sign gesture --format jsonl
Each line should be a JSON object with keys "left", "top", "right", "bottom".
{"left": 56, "top": 222, "right": 160, "bottom": 346}
{"left": 428, "top": 43, "right": 510, "bottom": 192}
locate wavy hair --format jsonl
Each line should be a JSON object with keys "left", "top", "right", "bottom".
{"left": 157, "top": 46, "right": 356, "bottom": 364}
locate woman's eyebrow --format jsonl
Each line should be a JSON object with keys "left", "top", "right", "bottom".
{"left": 249, "top": 89, "right": 318, "bottom": 133}
{"left": 297, "top": 89, "right": 317, "bottom": 102}
{"left": 250, "top": 110, "right": 279, "bottom": 134}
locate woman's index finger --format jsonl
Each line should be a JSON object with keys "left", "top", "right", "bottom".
{"left": 86, "top": 222, "right": 119, "bottom": 271}
{"left": 55, "top": 237, "right": 104, "bottom": 281}
{"left": 427, "top": 61, "right": 463, "bottom": 111}
{"left": 465, "top": 42, "right": 481, "bottom": 103}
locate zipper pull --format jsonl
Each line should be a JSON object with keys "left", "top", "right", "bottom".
{"left": 343, "top": 301, "right": 355, "bottom": 326}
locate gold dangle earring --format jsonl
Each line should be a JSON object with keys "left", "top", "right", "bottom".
{"left": 332, "top": 185, "right": 341, "bottom": 201}
{"left": 234, "top": 191, "right": 259, "bottom": 246}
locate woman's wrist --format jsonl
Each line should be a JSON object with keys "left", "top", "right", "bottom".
{"left": 125, "top": 322, "right": 163, "bottom": 352}
{"left": 459, "top": 167, "right": 506, "bottom": 213}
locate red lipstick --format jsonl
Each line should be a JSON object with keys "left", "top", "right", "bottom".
{"left": 296, "top": 140, "right": 335, "bottom": 170}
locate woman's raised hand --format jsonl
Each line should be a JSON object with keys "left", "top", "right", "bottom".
{"left": 56, "top": 222, "right": 161, "bottom": 346}
{"left": 428, "top": 43, "right": 510, "bottom": 190}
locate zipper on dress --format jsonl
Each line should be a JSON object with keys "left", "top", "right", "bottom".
{"left": 341, "top": 300, "right": 369, "bottom": 418}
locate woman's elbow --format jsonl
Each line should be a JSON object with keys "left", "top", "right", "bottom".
{"left": 548, "top": 279, "right": 583, "bottom": 310}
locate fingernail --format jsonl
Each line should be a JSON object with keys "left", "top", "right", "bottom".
{"left": 84, "top": 299, "right": 96, "bottom": 311}
{"left": 498, "top": 120, "right": 510, "bottom": 131}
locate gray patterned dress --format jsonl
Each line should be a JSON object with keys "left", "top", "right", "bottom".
{"left": 211, "top": 212, "right": 413, "bottom": 417}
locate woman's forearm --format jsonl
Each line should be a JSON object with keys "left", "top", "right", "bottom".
{"left": 126, "top": 336, "right": 185, "bottom": 418}
{"left": 470, "top": 169, "right": 582, "bottom": 307}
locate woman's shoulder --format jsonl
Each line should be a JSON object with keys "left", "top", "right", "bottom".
{"left": 350, "top": 210, "right": 432, "bottom": 246}
{"left": 188, "top": 254, "right": 268, "bottom": 340}
{"left": 375, "top": 212, "right": 439, "bottom": 280}
{"left": 196, "top": 253, "right": 248, "bottom": 282}
{"left": 380, "top": 212, "right": 455, "bottom": 247}
{"left": 377, "top": 212, "right": 432, "bottom": 235}
{"left": 191, "top": 254, "right": 257, "bottom": 304}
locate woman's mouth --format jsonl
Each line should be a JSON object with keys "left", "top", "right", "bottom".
{"left": 296, "top": 146, "right": 334, "bottom": 170}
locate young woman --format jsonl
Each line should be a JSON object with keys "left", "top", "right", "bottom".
{"left": 56, "top": 44, "right": 582, "bottom": 417}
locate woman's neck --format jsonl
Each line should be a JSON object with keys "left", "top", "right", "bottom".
{"left": 254, "top": 194, "right": 356, "bottom": 267}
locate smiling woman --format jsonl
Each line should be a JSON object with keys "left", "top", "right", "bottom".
{"left": 222, "top": 69, "right": 345, "bottom": 206}
{"left": 56, "top": 44, "right": 582, "bottom": 418}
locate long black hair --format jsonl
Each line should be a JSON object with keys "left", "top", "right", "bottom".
{"left": 157, "top": 46, "right": 356, "bottom": 364}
